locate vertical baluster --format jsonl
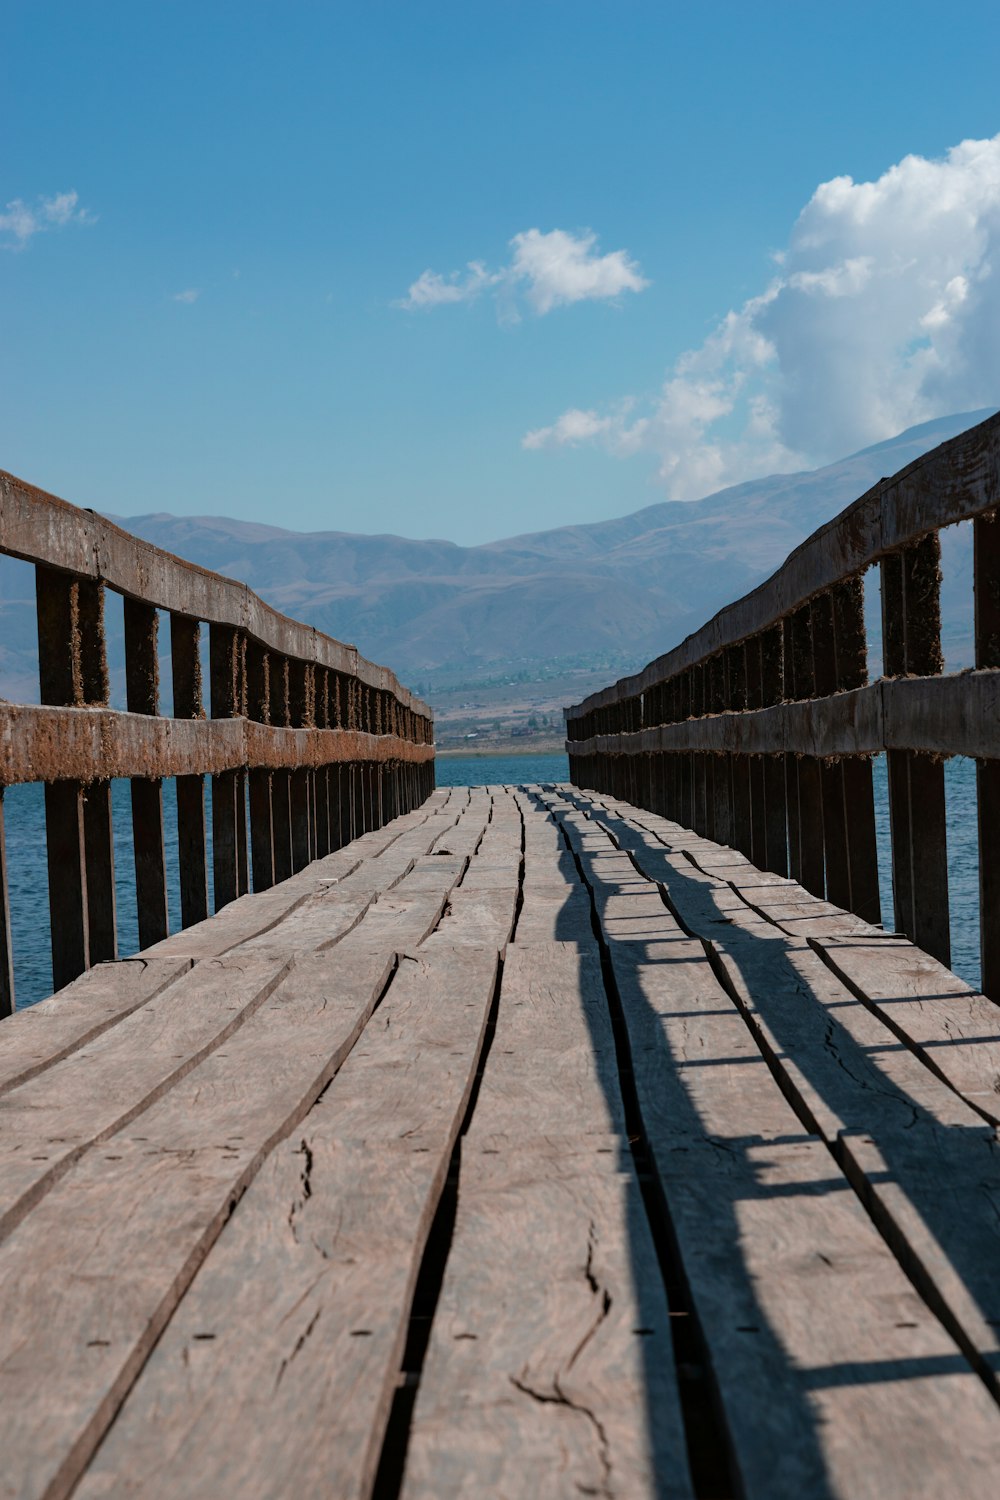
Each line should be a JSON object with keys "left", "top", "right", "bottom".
{"left": 726, "top": 647, "right": 751, "bottom": 856}
{"left": 882, "top": 553, "right": 912, "bottom": 934}
{"left": 0, "top": 792, "right": 13, "bottom": 1016}
{"left": 760, "top": 624, "right": 787, "bottom": 876}
{"left": 78, "top": 578, "right": 117, "bottom": 964}
{"left": 783, "top": 615, "right": 801, "bottom": 883}
{"left": 124, "top": 598, "right": 169, "bottom": 946}
{"left": 269, "top": 656, "right": 293, "bottom": 881}
{"left": 209, "top": 623, "right": 247, "bottom": 910}
{"left": 883, "top": 538, "right": 949, "bottom": 961}
{"left": 245, "top": 639, "right": 275, "bottom": 892}
{"left": 708, "top": 657, "right": 729, "bottom": 844}
{"left": 288, "top": 658, "right": 311, "bottom": 870}
{"left": 811, "top": 592, "right": 850, "bottom": 908}
{"left": 315, "top": 669, "right": 332, "bottom": 855}
{"left": 745, "top": 638, "right": 766, "bottom": 865}
{"left": 691, "top": 668, "right": 707, "bottom": 832}
{"left": 37, "top": 567, "right": 90, "bottom": 989}
{"left": 976, "top": 513, "right": 1000, "bottom": 998}
{"left": 790, "top": 605, "right": 825, "bottom": 897}
{"left": 171, "top": 614, "right": 210, "bottom": 924}
{"left": 904, "top": 536, "right": 949, "bottom": 963}
{"left": 833, "top": 577, "right": 880, "bottom": 923}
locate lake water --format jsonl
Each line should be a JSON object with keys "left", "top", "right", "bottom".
{"left": 3, "top": 751, "right": 982, "bottom": 1008}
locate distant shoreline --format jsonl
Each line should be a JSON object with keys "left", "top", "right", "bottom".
{"left": 435, "top": 743, "right": 566, "bottom": 759}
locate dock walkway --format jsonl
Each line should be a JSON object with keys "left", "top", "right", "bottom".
{"left": 3, "top": 784, "right": 1000, "bottom": 1498}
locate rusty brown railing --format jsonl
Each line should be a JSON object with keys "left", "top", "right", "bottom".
{"left": 0, "top": 470, "right": 435, "bottom": 1013}
{"left": 566, "top": 410, "right": 1000, "bottom": 995}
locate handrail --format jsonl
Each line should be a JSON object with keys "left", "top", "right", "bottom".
{"left": 565, "top": 409, "right": 1000, "bottom": 999}
{"left": 0, "top": 470, "right": 430, "bottom": 713}
{"left": 0, "top": 470, "right": 435, "bottom": 1014}
{"left": 566, "top": 410, "right": 1000, "bottom": 718}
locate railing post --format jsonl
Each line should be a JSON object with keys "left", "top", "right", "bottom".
{"left": 245, "top": 640, "right": 275, "bottom": 892}
{"left": 760, "top": 624, "right": 787, "bottom": 875}
{"left": 882, "top": 537, "right": 949, "bottom": 962}
{"left": 833, "top": 577, "right": 880, "bottom": 924}
{"left": 210, "top": 623, "right": 248, "bottom": 910}
{"left": 124, "top": 597, "right": 169, "bottom": 947}
{"left": 171, "top": 614, "right": 210, "bottom": 925}
{"left": 0, "top": 792, "right": 13, "bottom": 1017}
{"left": 745, "top": 638, "right": 767, "bottom": 865}
{"left": 37, "top": 567, "right": 91, "bottom": 989}
{"left": 783, "top": 616, "right": 801, "bottom": 884}
{"left": 790, "top": 605, "right": 825, "bottom": 897}
{"left": 315, "top": 669, "right": 332, "bottom": 856}
{"left": 726, "top": 647, "right": 751, "bottom": 856}
{"left": 79, "top": 579, "right": 117, "bottom": 964}
{"left": 811, "top": 591, "right": 850, "bottom": 908}
{"left": 975, "top": 513, "right": 1000, "bottom": 997}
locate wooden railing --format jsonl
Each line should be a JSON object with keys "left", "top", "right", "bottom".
{"left": 0, "top": 469, "right": 435, "bottom": 1012}
{"left": 566, "top": 410, "right": 1000, "bottom": 995}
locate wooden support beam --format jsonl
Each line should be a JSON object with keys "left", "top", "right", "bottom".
{"left": 0, "top": 792, "right": 14, "bottom": 1018}
{"left": 209, "top": 623, "right": 246, "bottom": 911}
{"left": 125, "top": 598, "right": 169, "bottom": 948}
{"left": 883, "top": 537, "right": 949, "bottom": 963}
{"left": 82, "top": 781, "right": 117, "bottom": 963}
{"left": 44, "top": 780, "right": 89, "bottom": 991}
{"left": 170, "top": 614, "right": 209, "bottom": 927}
{"left": 36, "top": 567, "right": 96, "bottom": 989}
{"left": 975, "top": 512, "right": 1000, "bottom": 999}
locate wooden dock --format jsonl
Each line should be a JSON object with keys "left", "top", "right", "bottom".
{"left": 3, "top": 782, "right": 1000, "bottom": 1498}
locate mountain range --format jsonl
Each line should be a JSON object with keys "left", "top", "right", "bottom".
{"left": 0, "top": 409, "right": 992, "bottom": 705}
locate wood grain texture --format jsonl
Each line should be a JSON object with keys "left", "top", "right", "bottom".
{"left": 0, "top": 944, "right": 404, "bottom": 1500}
{"left": 0, "top": 466, "right": 432, "bottom": 718}
{"left": 0, "top": 957, "right": 191, "bottom": 1096}
{"left": 816, "top": 934, "right": 1000, "bottom": 1119}
{"left": 0, "top": 952, "right": 292, "bottom": 1240}
{"left": 468, "top": 943, "right": 624, "bottom": 1141}
{"left": 568, "top": 793, "right": 1000, "bottom": 1377}
{"left": 421, "top": 886, "right": 518, "bottom": 952}
{"left": 404, "top": 942, "right": 692, "bottom": 1498}
{"left": 141, "top": 801, "right": 449, "bottom": 959}
{"left": 550, "top": 795, "right": 1000, "bottom": 1499}
{"left": 74, "top": 947, "right": 499, "bottom": 1500}
{"left": 402, "top": 1146, "right": 693, "bottom": 1500}
{"left": 566, "top": 412, "right": 1000, "bottom": 722}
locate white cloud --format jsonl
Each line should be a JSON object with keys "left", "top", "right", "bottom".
{"left": 172, "top": 288, "right": 201, "bottom": 304}
{"left": 524, "top": 135, "right": 1000, "bottom": 498}
{"left": 0, "top": 189, "right": 94, "bottom": 250}
{"left": 398, "top": 228, "right": 648, "bottom": 318}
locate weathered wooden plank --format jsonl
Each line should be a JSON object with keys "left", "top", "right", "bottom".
{"left": 142, "top": 801, "right": 453, "bottom": 960}
{"left": 401, "top": 1146, "right": 692, "bottom": 1500}
{"left": 0, "top": 944, "right": 406, "bottom": 1500}
{"left": 815, "top": 934, "right": 1000, "bottom": 1122}
{"left": 0, "top": 958, "right": 192, "bottom": 1097}
{"left": 0, "top": 953, "right": 294, "bottom": 1239}
{"left": 72, "top": 947, "right": 499, "bottom": 1500}
{"left": 421, "top": 887, "right": 518, "bottom": 952}
{"left": 510, "top": 886, "right": 595, "bottom": 944}
{"left": 551, "top": 799, "right": 1000, "bottom": 1497}
{"left": 567, "top": 798, "right": 1000, "bottom": 1381}
{"left": 465, "top": 942, "right": 624, "bottom": 1141}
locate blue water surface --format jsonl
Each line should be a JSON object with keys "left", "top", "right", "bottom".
{"left": 2, "top": 751, "right": 983, "bottom": 1008}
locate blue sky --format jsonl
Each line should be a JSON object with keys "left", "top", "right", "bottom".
{"left": 4, "top": 1, "right": 1000, "bottom": 543}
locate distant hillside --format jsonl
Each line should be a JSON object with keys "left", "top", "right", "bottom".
{"left": 0, "top": 409, "right": 991, "bottom": 703}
